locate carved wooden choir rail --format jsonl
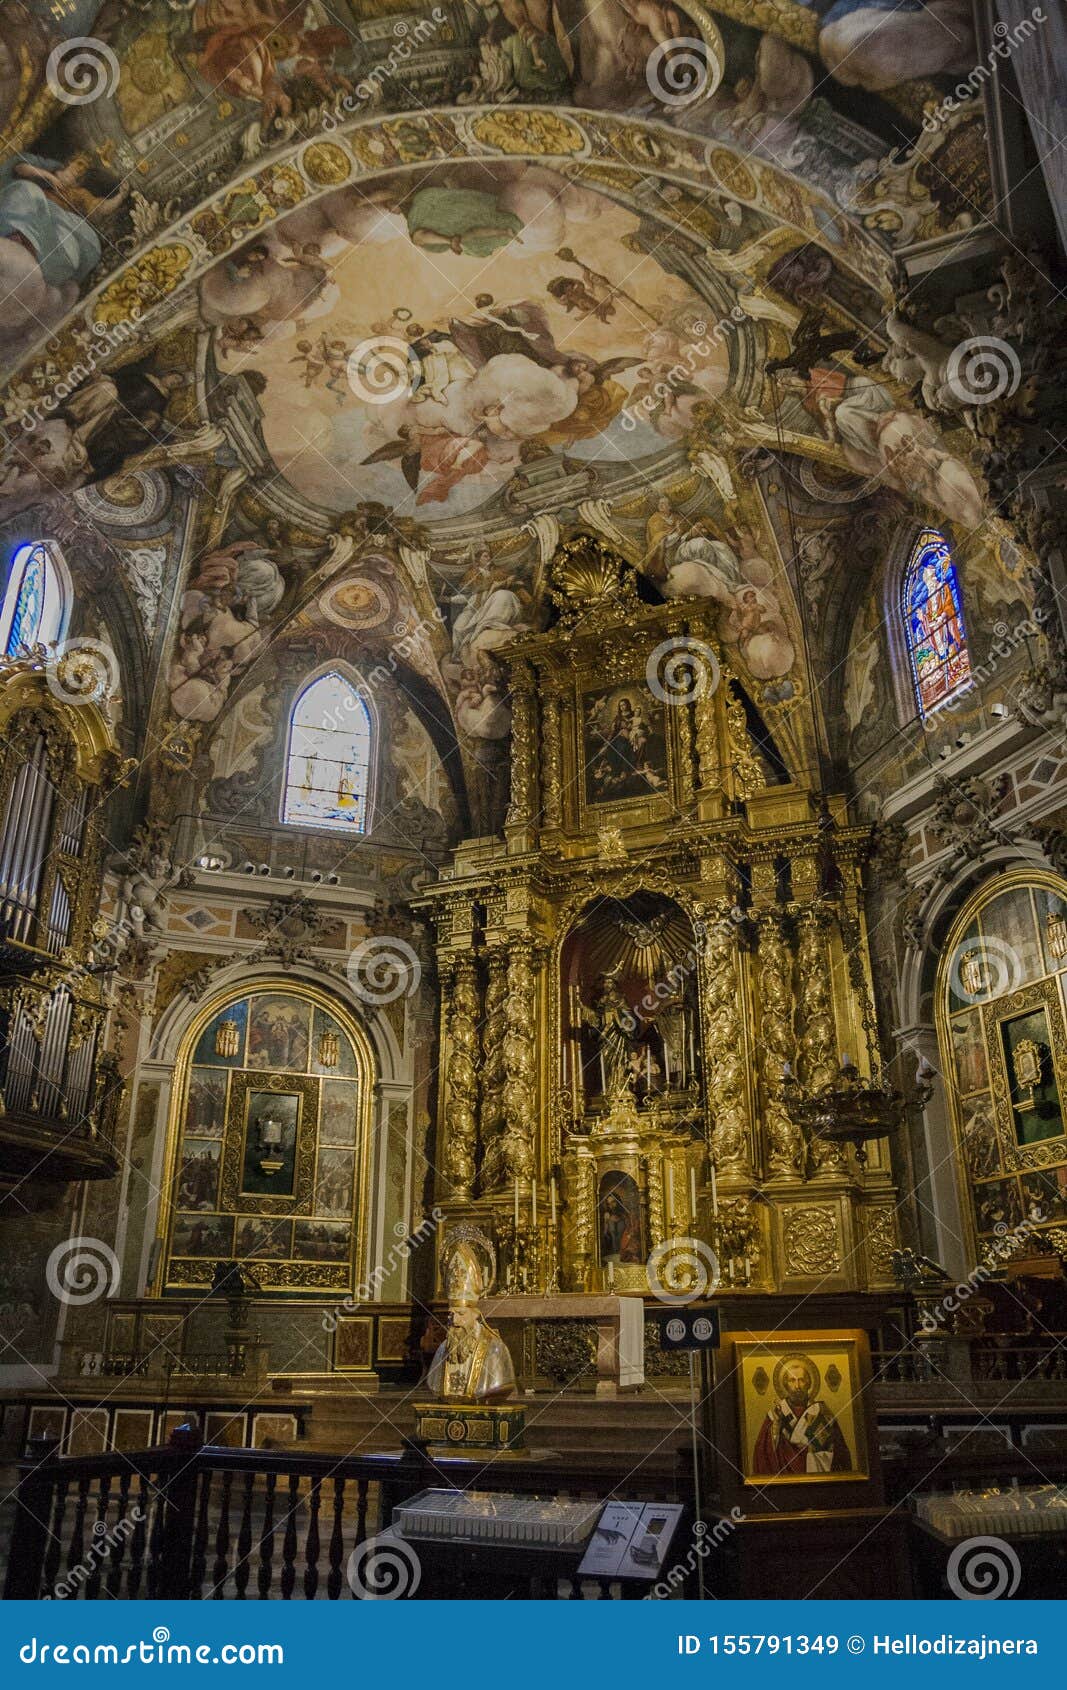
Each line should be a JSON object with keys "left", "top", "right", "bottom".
{"left": 4, "top": 1431, "right": 685, "bottom": 1601}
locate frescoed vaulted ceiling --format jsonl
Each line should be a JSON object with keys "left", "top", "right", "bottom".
{"left": 0, "top": 2, "right": 1051, "bottom": 843}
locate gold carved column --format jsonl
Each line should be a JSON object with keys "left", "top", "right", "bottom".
{"left": 497, "top": 936, "right": 538, "bottom": 1185}
{"left": 700, "top": 906, "right": 751, "bottom": 1175}
{"left": 441, "top": 957, "right": 480, "bottom": 1200}
{"left": 541, "top": 688, "right": 563, "bottom": 836}
{"left": 755, "top": 909, "right": 804, "bottom": 1178}
{"left": 795, "top": 902, "right": 847, "bottom": 1174}
{"left": 505, "top": 658, "right": 538, "bottom": 851}
{"left": 479, "top": 946, "right": 510, "bottom": 1191}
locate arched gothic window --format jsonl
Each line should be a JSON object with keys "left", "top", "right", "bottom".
{"left": 282, "top": 671, "right": 374, "bottom": 833}
{"left": 902, "top": 529, "right": 971, "bottom": 716}
{"left": 0, "top": 541, "right": 71, "bottom": 658}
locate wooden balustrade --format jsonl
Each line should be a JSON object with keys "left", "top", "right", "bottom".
{"left": 4, "top": 1431, "right": 684, "bottom": 1601}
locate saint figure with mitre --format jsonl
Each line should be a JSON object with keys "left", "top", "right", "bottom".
{"left": 427, "top": 1236, "right": 516, "bottom": 1402}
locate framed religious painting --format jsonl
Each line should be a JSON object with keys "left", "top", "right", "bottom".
{"left": 980, "top": 977, "right": 1067, "bottom": 1161}
{"left": 714, "top": 1330, "right": 881, "bottom": 1514}
{"left": 218, "top": 1070, "right": 319, "bottom": 1216}
{"left": 581, "top": 680, "right": 671, "bottom": 810}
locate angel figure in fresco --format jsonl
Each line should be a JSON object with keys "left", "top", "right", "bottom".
{"left": 362, "top": 420, "right": 491, "bottom": 506}
{"left": 190, "top": 3, "right": 354, "bottom": 130}
{"left": 0, "top": 154, "right": 127, "bottom": 370}
{"left": 169, "top": 540, "right": 285, "bottom": 722}
{"left": 529, "top": 353, "right": 643, "bottom": 450}
{"left": 797, "top": 0, "right": 976, "bottom": 92}
{"left": 783, "top": 364, "right": 984, "bottom": 530}
{"left": 465, "top": 0, "right": 571, "bottom": 96}
{"left": 446, "top": 549, "right": 536, "bottom": 678}
{"left": 403, "top": 182, "right": 522, "bottom": 258}
{"left": 552, "top": 247, "right": 660, "bottom": 327}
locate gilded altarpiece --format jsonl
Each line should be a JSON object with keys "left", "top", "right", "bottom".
{"left": 419, "top": 540, "right": 899, "bottom": 1300}
{"left": 938, "top": 873, "right": 1067, "bottom": 1259}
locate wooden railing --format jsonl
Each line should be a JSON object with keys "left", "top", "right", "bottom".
{"left": 4, "top": 1430, "right": 685, "bottom": 1601}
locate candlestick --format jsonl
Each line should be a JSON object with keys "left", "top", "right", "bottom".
{"left": 550, "top": 1176, "right": 557, "bottom": 1227}
{"left": 689, "top": 1166, "right": 697, "bottom": 1221}
{"left": 710, "top": 1163, "right": 719, "bottom": 1216}
{"left": 514, "top": 1175, "right": 520, "bottom": 1229}
{"left": 663, "top": 1041, "right": 671, "bottom": 1087}
{"left": 646, "top": 1045, "right": 652, "bottom": 1089}
{"left": 532, "top": 1180, "right": 537, "bottom": 1227}
{"left": 599, "top": 1051, "right": 606, "bottom": 1093}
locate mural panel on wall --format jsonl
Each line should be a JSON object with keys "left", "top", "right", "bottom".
{"left": 163, "top": 986, "right": 368, "bottom": 1293}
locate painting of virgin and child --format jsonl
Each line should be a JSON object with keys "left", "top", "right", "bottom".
{"left": 584, "top": 684, "right": 668, "bottom": 806}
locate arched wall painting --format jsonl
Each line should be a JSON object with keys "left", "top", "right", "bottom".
{"left": 162, "top": 986, "right": 371, "bottom": 1293}
{"left": 939, "top": 877, "right": 1067, "bottom": 1257}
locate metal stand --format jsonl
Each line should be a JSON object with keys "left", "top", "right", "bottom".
{"left": 688, "top": 1349, "right": 706, "bottom": 1600}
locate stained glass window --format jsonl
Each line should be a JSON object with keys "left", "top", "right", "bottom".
{"left": 0, "top": 541, "right": 70, "bottom": 658}
{"left": 902, "top": 529, "right": 971, "bottom": 716}
{"left": 283, "top": 672, "right": 373, "bottom": 833}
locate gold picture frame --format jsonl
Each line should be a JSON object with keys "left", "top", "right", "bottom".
{"left": 719, "top": 1330, "right": 876, "bottom": 1503}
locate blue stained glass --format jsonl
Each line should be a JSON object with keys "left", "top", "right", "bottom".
{"left": 1, "top": 541, "right": 68, "bottom": 658}
{"left": 902, "top": 529, "right": 971, "bottom": 716}
{"left": 282, "top": 672, "right": 372, "bottom": 833}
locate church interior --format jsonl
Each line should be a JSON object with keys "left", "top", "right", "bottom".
{"left": 1, "top": 0, "right": 1066, "bottom": 1603}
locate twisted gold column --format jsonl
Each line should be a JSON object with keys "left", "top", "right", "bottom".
{"left": 756, "top": 909, "right": 804, "bottom": 1177}
{"left": 701, "top": 908, "right": 751, "bottom": 1175}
